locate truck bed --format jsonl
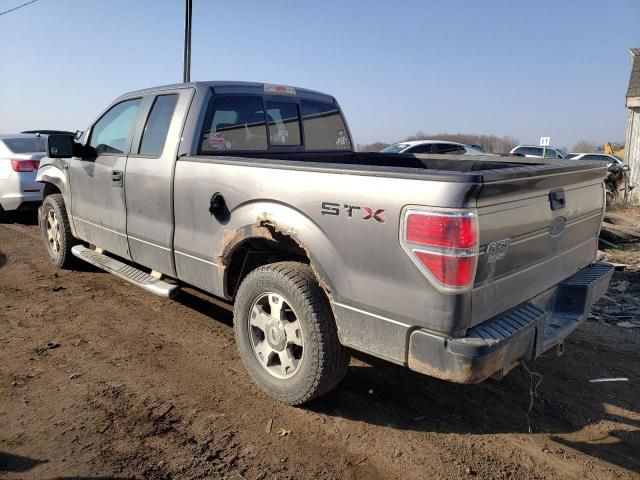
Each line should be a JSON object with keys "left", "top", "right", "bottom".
{"left": 183, "top": 151, "right": 604, "bottom": 183}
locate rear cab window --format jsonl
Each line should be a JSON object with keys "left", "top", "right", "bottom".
{"left": 300, "top": 100, "right": 351, "bottom": 150}
{"left": 198, "top": 92, "right": 351, "bottom": 154}
{"left": 200, "top": 96, "right": 268, "bottom": 153}
{"left": 266, "top": 101, "right": 301, "bottom": 146}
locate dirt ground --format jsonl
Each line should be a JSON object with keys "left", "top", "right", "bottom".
{"left": 1, "top": 211, "right": 639, "bottom": 480}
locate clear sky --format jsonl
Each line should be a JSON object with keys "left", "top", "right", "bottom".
{"left": 1, "top": 0, "right": 639, "bottom": 149}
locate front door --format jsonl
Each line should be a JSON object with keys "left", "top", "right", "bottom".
{"left": 69, "top": 97, "right": 142, "bottom": 259}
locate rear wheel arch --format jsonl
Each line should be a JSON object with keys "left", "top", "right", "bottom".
{"left": 221, "top": 223, "right": 334, "bottom": 301}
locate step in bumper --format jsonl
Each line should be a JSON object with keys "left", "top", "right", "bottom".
{"left": 407, "top": 262, "right": 614, "bottom": 383}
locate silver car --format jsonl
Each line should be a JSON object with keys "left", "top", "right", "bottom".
{"left": 0, "top": 134, "right": 46, "bottom": 212}
{"left": 380, "top": 140, "right": 487, "bottom": 155}
{"left": 565, "top": 153, "right": 624, "bottom": 166}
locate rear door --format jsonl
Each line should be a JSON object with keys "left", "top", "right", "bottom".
{"left": 69, "top": 97, "right": 142, "bottom": 258}
{"left": 124, "top": 88, "right": 193, "bottom": 276}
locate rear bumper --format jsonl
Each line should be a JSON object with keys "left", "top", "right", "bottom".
{"left": 407, "top": 262, "right": 614, "bottom": 383}
{"left": 0, "top": 174, "right": 43, "bottom": 211}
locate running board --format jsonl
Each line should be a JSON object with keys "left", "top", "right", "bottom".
{"left": 71, "top": 245, "right": 179, "bottom": 298}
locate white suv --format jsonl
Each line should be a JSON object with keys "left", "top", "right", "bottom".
{"left": 510, "top": 145, "right": 567, "bottom": 159}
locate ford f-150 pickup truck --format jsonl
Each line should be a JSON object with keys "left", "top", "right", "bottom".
{"left": 37, "top": 81, "right": 613, "bottom": 405}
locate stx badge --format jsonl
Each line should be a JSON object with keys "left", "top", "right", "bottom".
{"left": 321, "top": 202, "right": 385, "bottom": 223}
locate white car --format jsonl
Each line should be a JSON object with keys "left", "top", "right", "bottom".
{"left": 510, "top": 145, "right": 567, "bottom": 159}
{"left": 380, "top": 140, "right": 487, "bottom": 155}
{"left": 0, "top": 134, "right": 46, "bottom": 212}
{"left": 565, "top": 153, "right": 623, "bottom": 166}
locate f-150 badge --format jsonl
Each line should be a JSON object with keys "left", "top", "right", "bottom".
{"left": 486, "top": 238, "right": 511, "bottom": 276}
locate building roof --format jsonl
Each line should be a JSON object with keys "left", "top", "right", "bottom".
{"left": 627, "top": 48, "right": 640, "bottom": 100}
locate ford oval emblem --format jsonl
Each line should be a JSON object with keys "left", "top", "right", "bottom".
{"left": 549, "top": 216, "right": 566, "bottom": 237}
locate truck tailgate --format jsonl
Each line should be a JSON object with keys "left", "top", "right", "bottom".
{"left": 471, "top": 161, "right": 607, "bottom": 327}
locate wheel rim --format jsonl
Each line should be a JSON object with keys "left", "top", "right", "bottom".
{"left": 46, "top": 208, "right": 61, "bottom": 256}
{"left": 248, "top": 292, "right": 304, "bottom": 379}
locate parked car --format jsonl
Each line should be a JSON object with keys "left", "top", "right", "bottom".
{"left": 510, "top": 145, "right": 567, "bottom": 159}
{"left": 565, "top": 153, "right": 623, "bottom": 165}
{"left": 380, "top": 140, "right": 487, "bottom": 155}
{"left": 38, "top": 81, "right": 612, "bottom": 405}
{"left": 565, "top": 154, "right": 630, "bottom": 203}
{"left": 21, "top": 129, "right": 76, "bottom": 136}
{"left": 0, "top": 134, "right": 46, "bottom": 212}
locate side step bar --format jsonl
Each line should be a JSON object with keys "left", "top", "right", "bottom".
{"left": 71, "top": 245, "right": 179, "bottom": 298}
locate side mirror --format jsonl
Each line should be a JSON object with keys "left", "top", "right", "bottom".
{"left": 46, "top": 134, "right": 75, "bottom": 158}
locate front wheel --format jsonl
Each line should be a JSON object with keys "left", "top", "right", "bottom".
{"left": 39, "top": 194, "right": 77, "bottom": 268}
{"left": 234, "top": 262, "right": 350, "bottom": 405}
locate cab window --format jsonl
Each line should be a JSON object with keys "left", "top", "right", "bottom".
{"left": 139, "top": 94, "right": 179, "bottom": 156}
{"left": 89, "top": 98, "right": 142, "bottom": 155}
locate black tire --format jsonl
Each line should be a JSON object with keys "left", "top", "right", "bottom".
{"left": 39, "top": 194, "right": 78, "bottom": 268}
{"left": 234, "top": 261, "right": 350, "bottom": 405}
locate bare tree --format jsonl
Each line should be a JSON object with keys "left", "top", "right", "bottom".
{"left": 572, "top": 140, "right": 599, "bottom": 153}
{"left": 357, "top": 141, "right": 391, "bottom": 152}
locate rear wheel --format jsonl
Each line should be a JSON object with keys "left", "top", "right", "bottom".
{"left": 234, "top": 262, "right": 350, "bottom": 405}
{"left": 40, "top": 194, "right": 77, "bottom": 268}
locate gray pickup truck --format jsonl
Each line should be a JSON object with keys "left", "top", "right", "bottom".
{"left": 38, "top": 81, "right": 613, "bottom": 405}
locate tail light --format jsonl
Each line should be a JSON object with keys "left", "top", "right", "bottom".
{"left": 401, "top": 208, "right": 479, "bottom": 293}
{"left": 11, "top": 159, "right": 40, "bottom": 172}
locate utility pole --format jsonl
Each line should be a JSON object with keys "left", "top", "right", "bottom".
{"left": 183, "top": 0, "right": 192, "bottom": 82}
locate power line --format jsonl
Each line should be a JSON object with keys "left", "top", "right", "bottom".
{"left": 0, "top": 0, "right": 39, "bottom": 16}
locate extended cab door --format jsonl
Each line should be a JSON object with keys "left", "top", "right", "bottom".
{"left": 69, "top": 97, "right": 142, "bottom": 258}
{"left": 124, "top": 88, "right": 194, "bottom": 276}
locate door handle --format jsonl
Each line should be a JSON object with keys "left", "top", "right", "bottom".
{"left": 111, "top": 170, "right": 123, "bottom": 187}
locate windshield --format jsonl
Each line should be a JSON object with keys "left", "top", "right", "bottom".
{"left": 2, "top": 137, "right": 46, "bottom": 153}
{"left": 380, "top": 143, "right": 410, "bottom": 153}
{"left": 557, "top": 149, "right": 568, "bottom": 158}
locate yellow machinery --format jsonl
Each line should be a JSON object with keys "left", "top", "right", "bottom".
{"left": 603, "top": 142, "right": 625, "bottom": 157}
